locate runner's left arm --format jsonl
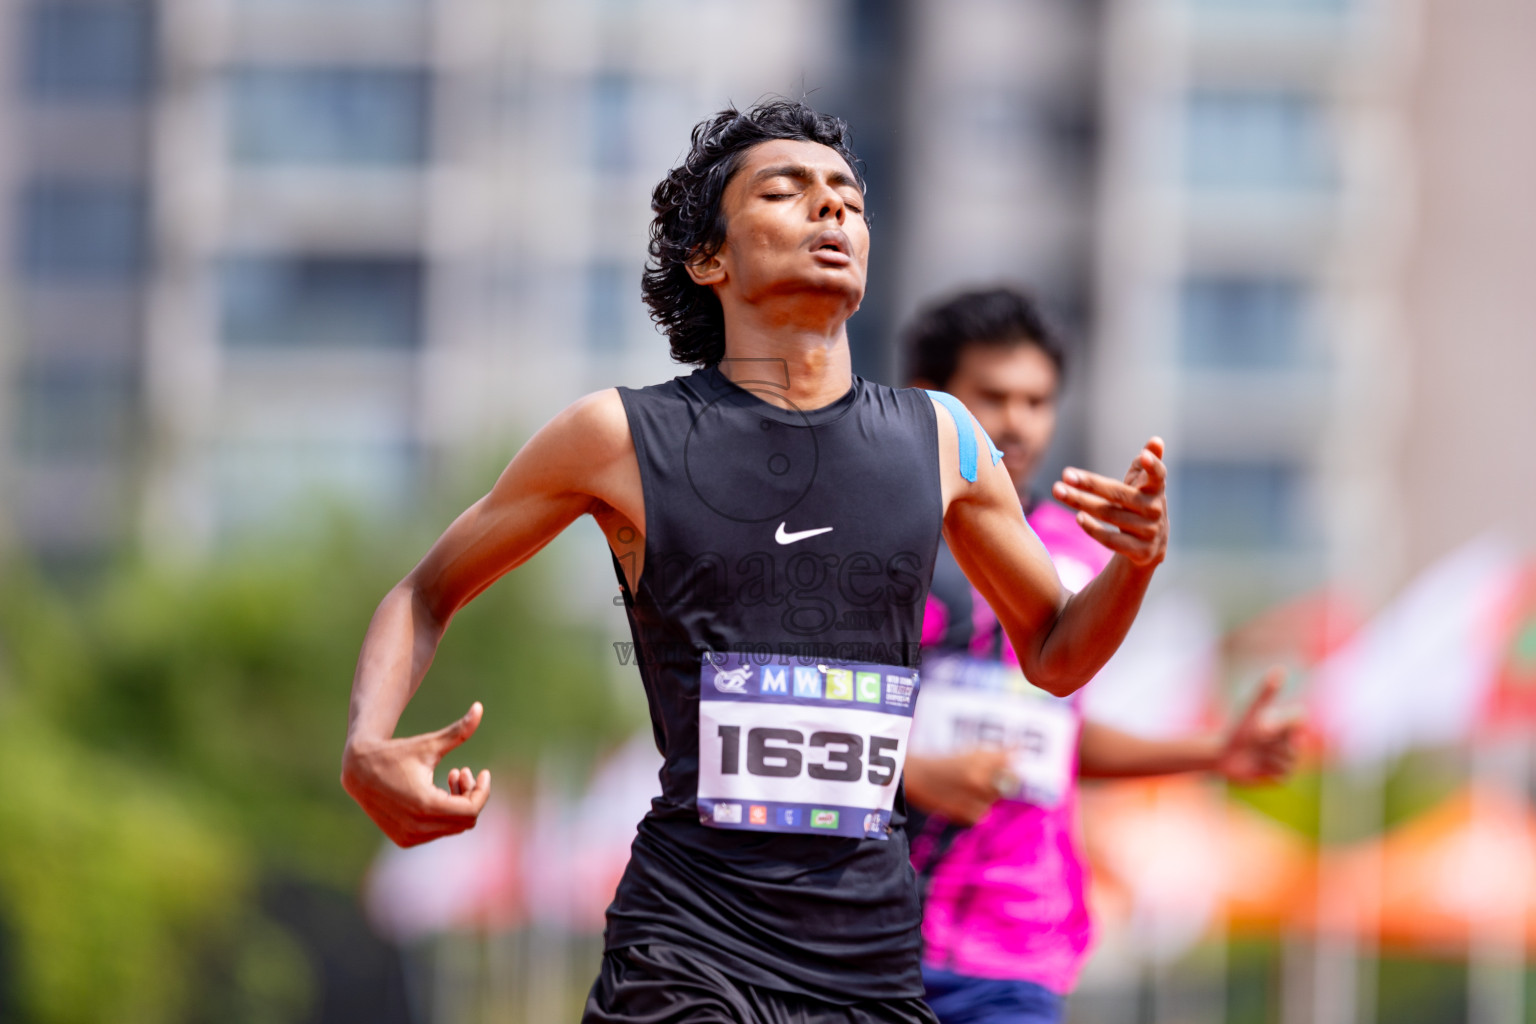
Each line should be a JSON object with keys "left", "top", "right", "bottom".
{"left": 937, "top": 400, "right": 1168, "bottom": 698}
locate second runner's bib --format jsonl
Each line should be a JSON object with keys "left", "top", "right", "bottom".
{"left": 697, "top": 652, "right": 919, "bottom": 840}
{"left": 907, "top": 654, "right": 1078, "bottom": 808}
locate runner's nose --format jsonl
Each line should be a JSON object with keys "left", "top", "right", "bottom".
{"left": 814, "top": 184, "right": 846, "bottom": 223}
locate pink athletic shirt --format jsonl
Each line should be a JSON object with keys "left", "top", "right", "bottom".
{"left": 909, "top": 500, "right": 1111, "bottom": 993}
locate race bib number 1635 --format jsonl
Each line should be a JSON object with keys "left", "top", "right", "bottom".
{"left": 696, "top": 653, "right": 919, "bottom": 840}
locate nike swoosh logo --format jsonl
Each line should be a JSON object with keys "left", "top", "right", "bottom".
{"left": 775, "top": 522, "right": 834, "bottom": 545}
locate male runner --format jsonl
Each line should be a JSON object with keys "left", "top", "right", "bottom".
{"left": 900, "top": 287, "right": 1298, "bottom": 1024}
{"left": 340, "top": 101, "right": 1170, "bottom": 1023}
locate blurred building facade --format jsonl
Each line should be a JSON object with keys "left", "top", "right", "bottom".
{"left": 1092, "top": 0, "right": 1421, "bottom": 617}
{"left": 2, "top": 0, "right": 1532, "bottom": 608}
{"left": 1092, "top": 0, "right": 1536, "bottom": 616}
{"left": 0, "top": 0, "right": 860, "bottom": 561}
{"left": 1395, "top": 0, "right": 1536, "bottom": 583}
{"left": 886, "top": 0, "right": 1102, "bottom": 481}
{"left": 0, "top": 0, "right": 160, "bottom": 556}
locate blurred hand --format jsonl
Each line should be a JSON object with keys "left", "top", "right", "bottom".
{"left": 1052, "top": 437, "right": 1169, "bottom": 568}
{"left": 341, "top": 702, "right": 491, "bottom": 847}
{"left": 1217, "top": 668, "right": 1300, "bottom": 784}
{"left": 904, "top": 749, "right": 1015, "bottom": 826}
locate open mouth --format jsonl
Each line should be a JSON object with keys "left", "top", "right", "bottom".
{"left": 811, "top": 231, "right": 851, "bottom": 264}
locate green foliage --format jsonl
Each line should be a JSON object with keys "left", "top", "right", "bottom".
{"left": 1379, "top": 749, "right": 1463, "bottom": 833}
{"left": 0, "top": 510, "right": 635, "bottom": 1021}
{"left": 1224, "top": 938, "right": 1281, "bottom": 1024}
{"left": 1228, "top": 767, "right": 1324, "bottom": 842}
{"left": 1375, "top": 954, "right": 1471, "bottom": 1024}
{"left": 0, "top": 705, "right": 239, "bottom": 1023}
{"left": 1229, "top": 749, "right": 1466, "bottom": 847}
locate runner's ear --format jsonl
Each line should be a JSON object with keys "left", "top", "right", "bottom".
{"left": 686, "top": 248, "right": 726, "bottom": 287}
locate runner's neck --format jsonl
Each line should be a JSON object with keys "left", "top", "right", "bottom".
{"left": 717, "top": 333, "right": 854, "bottom": 412}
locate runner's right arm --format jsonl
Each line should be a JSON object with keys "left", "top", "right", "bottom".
{"left": 341, "top": 389, "right": 641, "bottom": 847}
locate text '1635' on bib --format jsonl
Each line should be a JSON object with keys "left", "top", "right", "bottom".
{"left": 697, "top": 652, "right": 919, "bottom": 840}
{"left": 907, "top": 655, "right": 1079, "bottom": 809}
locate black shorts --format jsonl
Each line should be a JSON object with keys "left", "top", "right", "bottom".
{"left": 582, "top": 943, "right": 940, "bottom": 1024}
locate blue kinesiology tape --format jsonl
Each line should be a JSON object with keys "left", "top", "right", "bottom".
{"left": 925, "top": 390, "right": 1004, "bottom": 483}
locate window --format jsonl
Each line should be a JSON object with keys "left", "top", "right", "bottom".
{"left": 1174, "top": 459, "right": 1303, "bottom": 549}
{"left": 1184, "top": 89, "right": 1332, "bottom": 191}
{"left": 227, "top": 68, "right": 429, "bottom": 166}
{"left": 1180, "top": 275, "right": 1305, "bottom": 368}
{"left": 233, "top": 0, "right": 421, "bottom": 6}
{"left": 220, "top": 256, "right": 423, "bottom": 349}
{"left": 13, "top": 362, "right": 136, "bottom": 459}
{"left": 19, "top": 181, "right": 147, "bottom": 281}
{"left": 24, "top": 2, "right": 155, "bottom": 99}
{"left": 1190, "top": 0, "right": 1347, "bottom": 12}
{"left": 586, "top": 263, "right": 631, "bottom": 352}
{"left": 591, "top": 74, "right": 635, "bottom": 173}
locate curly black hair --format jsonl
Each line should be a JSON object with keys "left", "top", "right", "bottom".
{"left": 642, "top": 99, "right": 866, "bottom": 367}
{"left": 904, "top": 286, "right": 1067, "bottom": 390}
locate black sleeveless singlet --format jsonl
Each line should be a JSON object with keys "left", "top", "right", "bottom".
{"left": 605, "top": 367, "right": 944, "bottom": 1002}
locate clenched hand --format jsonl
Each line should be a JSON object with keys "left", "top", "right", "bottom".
{"left": 341, "top": 702, "right": 492, "bottom": 847}
{"left": 903, "top": 749, "right": 1016, "bottom": 826}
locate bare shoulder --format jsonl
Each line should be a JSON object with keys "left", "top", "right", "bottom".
{"left": 925, "top": 391, "right": 1010, "bottom": 515}
{"left": 549, "top": 388, "right": 632, "bottom": 453}
{"left": 479, "top": 388, "right": 633, "bottom": 500}
{"left": 497, "top": 388, "right": 641, "bottom": 527}
{"left": 511, "top": 387, "right": 632, "bottom": 485}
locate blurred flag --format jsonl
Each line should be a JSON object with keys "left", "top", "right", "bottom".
{"left": 1309, "top": 537, "right": 1525, "bottom": 764}
{"left": 364, "top": 797, "right": 523, "bottom": 942}
{"left": 1081, "top": 778, "right": 1314, "bottom": 958}
{"left": 1224, "top": 586, "right": 1362, "bottom": 671}
{"left": 1081, "top": 590, "right": 1219, "bottom": 738}
{"left": 1479, "top": 562, "right": 1536, "bottom": 732}
{"left": 1309, "top": 785, "right": 1536, "bottom": 951}
{"left": 521, "top": 731, "right": 662, "bottom": 931}
{"left": 564, "top": 731, "right": 664, "bottom": 928}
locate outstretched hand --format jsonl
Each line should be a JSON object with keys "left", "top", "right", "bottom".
{"left": 1052, "top": 437, "right": 1169, "bottom": 568}
{"left": 341, "top": 702, "right": 492, "bottom": 847}
{"left": 1217, "top": 668, "right": 1299, "bottom": 784}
